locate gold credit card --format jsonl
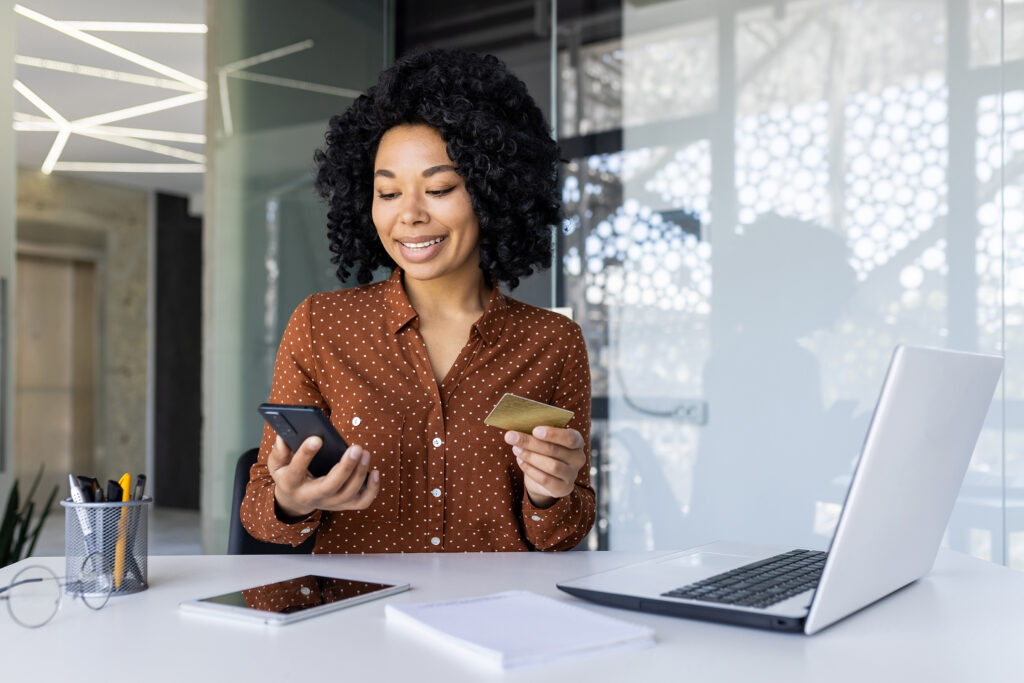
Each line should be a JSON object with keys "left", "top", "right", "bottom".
{"left": 484, "top": 393, "right": 574, "bottom": 433}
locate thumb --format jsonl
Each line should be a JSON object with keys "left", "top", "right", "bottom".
{"left": 290, "top": 435, "right": 322, "bottom": 473}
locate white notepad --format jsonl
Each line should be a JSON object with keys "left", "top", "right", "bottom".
{"left": 385, "top": 590, "right": 656, "bottom": 670}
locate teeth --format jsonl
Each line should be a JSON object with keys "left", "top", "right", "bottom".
{"left": 402, "top": 236, "right": 445, "bottom": 249}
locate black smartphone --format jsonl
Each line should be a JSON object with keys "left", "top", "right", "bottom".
{"left": 257, "top": 403, "right": 350, "bottom": 478}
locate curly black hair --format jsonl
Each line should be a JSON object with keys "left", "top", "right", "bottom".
{"left": 314, "top": 49, "right": 562, "bottom": 289}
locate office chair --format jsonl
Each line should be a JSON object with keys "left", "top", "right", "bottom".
{"left": 228, "top": 447, "right": 316, "bottom": 554}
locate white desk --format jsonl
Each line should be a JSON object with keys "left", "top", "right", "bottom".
{"left": 1, "top": 549, "right": 1022, "bottom": 682}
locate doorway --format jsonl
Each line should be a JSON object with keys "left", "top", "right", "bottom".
{"left": 14, "top": 247, "right": 99, "bottom": 501}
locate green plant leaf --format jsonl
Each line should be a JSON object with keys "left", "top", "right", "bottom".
{"left": 0, "top": 480, "right": 20, "bottom": 568}
{"left": 11, "top": 500, "right": 32, "bottom": 561}
{"left": 24, "top": 484, "right": 59, "bottom": 560}
{"left": 20, "top": 464, "right": 44, "bottom": 515}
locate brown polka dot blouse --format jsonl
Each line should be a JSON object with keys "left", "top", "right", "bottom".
{"left": 241, "top": 269, "right": 595, "bottom": 553}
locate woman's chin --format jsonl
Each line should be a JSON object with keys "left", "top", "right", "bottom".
{"left": 398, "top": 260, "right": 449, "bottom": 282}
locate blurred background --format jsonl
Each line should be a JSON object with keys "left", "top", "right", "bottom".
{"left": 1, "top": 0, "right": 1022, "bottom": 570}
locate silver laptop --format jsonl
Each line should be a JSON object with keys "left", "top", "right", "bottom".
{"left": 558, "top": 345, "right": 1002, "bottom": 634}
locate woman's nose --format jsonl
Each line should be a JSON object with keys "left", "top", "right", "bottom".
{"left": 398, "top": 194, "right": 427, "bottom": 225}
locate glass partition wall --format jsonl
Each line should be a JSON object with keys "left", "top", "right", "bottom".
{"left": 202, "top": 0, "right": 389, "bottom": 550}
{"left": 559, "top": 0, "right": 1021, "bottom": 565}
{"left": 205, "top": 0, "right": 1021, "bottom": 566}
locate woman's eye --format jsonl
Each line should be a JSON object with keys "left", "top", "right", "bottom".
{"left": 427, "top": 187, "right": 455, "bottom": 197}
{"left": 376, "top": 192, "right": 399, "bottom": 200}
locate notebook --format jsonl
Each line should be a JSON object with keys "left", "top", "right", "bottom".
{"left": 385, "top": 590, "right": 655, "bottom": 669}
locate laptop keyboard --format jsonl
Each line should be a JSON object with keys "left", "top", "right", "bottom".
{"left": 661, "top": 549, "right": 827, "bottom": 609}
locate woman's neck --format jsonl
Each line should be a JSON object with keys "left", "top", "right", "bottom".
{"left": 403, "top": 267, "right": 491, "bottom": 324}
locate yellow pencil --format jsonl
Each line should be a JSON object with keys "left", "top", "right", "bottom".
{"left": 114, "top": 473, "right": 131, "bottom": 589}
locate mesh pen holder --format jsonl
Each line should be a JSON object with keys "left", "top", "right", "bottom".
{"left": 61, "top": 497, "right": 152, "bottom": 596}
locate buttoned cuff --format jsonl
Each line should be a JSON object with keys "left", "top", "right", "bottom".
{"left": 521, "top": 490, "right": 576, "bottom": 550}
{"left": 254, "top": 483, "right": 322, "bottom": 547}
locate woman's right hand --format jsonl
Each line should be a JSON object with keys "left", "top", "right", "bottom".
{"left": 268, "top": 435, "right": 380, "bottom": 519}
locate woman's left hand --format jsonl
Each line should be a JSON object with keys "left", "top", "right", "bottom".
{"left": 505, "top": 426, "right": 585, "bottom": 508}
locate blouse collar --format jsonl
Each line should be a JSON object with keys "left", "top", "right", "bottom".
{"left": 383, "top": 268, "right": 509, "bottom": 345}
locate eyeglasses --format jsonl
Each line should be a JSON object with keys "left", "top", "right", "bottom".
{"left": 0, "top": 552, "right": 113, "bottom": 628}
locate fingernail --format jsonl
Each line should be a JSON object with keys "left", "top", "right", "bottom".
{"left": 348, "top": 445, "right": 362, "bottom": 460}
{"left": 516, "top": 457, "right": 523, "bottom": 465}
{"left": 360, "top": 451, "right": 370, "bottom": 466}
{"left": 308, "top": 436, "right": 322, "bottom": 449}
{"left": 533, "top": 427, "right": 547, "bottom": 438}
{"left": 505, "top": 432, "right": 519, "bottom": 444}
{"left": 512, "top": 445, "right": 522, "bottom": 456}
{"left": 371, "top": 470, "right": 380, "bottom": 482}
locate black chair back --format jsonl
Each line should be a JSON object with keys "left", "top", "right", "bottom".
{"left": 227, "top": 447, "right": 316, "bottom": 554}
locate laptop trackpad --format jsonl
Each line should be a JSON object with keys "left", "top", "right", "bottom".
{"left": 658, "top": 552, "right": 751, "bottom": 572}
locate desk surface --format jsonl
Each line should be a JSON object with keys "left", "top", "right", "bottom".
{"left": 2, "top": 549, "right": 1022, "bottom": 682}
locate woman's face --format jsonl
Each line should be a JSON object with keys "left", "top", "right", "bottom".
{"left": 372, "top": 123, "right": 481, "bottom": 285}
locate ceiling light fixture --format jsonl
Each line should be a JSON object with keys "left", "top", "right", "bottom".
{"left": 13, "top": 79, "right": 70, "bottom": 174}
{"left": 228, "top": 71, "right": 362, "bottom": 99}
{"left": 75, "top": 130, "right": 205, "bottom": 163}
{"left": 13, "top": 4, "right": 206, "bottom": 176}
{"left": 14, "top": 4, "right": 206, "bottom": 91}
{"left": 15, "top": 55, "right": 195, "bottom": 92}
{"left": 218, "top": 40, "right": 314, "bottom": 135}
{"left": 73, "top": 91, "right": 206, "bottom": 128}
{"left": 15, "top": 113, "right": 206, "bottom": 145}
{"left": 51, "top": 162, "right": 205, "bottom": 173}
{"left": 59, "top": 21, "right": 207, "bottom": 33}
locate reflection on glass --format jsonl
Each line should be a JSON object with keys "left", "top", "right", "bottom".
{"left": 558, "top": 0, "right": 1019, "bottom": 560}
{"left": 204, "top": 0, "right": 387, "bottom": 548}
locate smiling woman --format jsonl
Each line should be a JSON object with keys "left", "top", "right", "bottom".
{"left": 239, "top": 49, "right": 596, "bottom": 554}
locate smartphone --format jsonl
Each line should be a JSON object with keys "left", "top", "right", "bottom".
{"left": 180, "top": 574, "right": 409, "bottom": 626}
{"left": 257, "top": 403, "right": 349, "bottom": 478}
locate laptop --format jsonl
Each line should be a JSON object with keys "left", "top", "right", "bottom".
{"left": 558, "top": 345, "right": 1002, "bottom": 635}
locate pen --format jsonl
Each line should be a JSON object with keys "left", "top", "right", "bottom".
{"left": 132, "top": 474, "right": 146, "bottom": 502}
{"left": 123, "top": 474, "right": 147, "bottom": 584}
{"left": 68, "top": 475, "right": 97, "bottom": 554}
{"left": 75, "top": 476, "right": 95, "bottom": 503}
{"left": 114, "top": 473, "right": 131, "bottom": 589}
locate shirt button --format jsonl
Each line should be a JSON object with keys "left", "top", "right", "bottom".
{"left": 352, "top": 416, "right": 361, "bottom": 426}
{"left": 431, "top": 488, "right": 442, "bottom": 498}
{"left": 432, "top": 437, "right": 443, "bottom": 448}
{"left": 300, "top": 586, "right": 311, "bottom": 596}
{"left": 530, "top": 515, "right": 541, "bottom": 521}
{"left": 300, "top": 527, "right": 312, "bottom": 534}
{"left": 430, "top": 536, "right": 441, "bottom": 546}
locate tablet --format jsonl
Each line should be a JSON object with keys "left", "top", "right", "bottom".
{"left": 179, "top": 574, "right": 410, "bottom": 625}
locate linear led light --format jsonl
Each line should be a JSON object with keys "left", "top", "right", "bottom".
{"left": 76, "top": 130, "right": 205, "bottom": 163}
{"left": 15, "top": 55, "right": 195, "bottom": 92}
{"left": 218, "top": 39, "right": 315, "bottom": 134}
{"left": 14, "top": 113, "right": 205, "bottom": 144}
{"left": 218, "top": 70, "right": 233, "bottom": 135}
{"left": 73, "top": 91, "right": 206, "bottom": 128}
{"left": 59, "top": 22, "right": 207, "bottom": 33}
{"left": 229, "top": 71, "right": 362, "bottom": 99}
{"left": 76, "top": 123, "right": 205, "bottom": 144}
{"left": 14, "top": 5, "right": 206, "bottom": 91}
{"left": 12, "top": 79, "right": 65, "bottom": 124}
{"left": 221, "top": 40, "right": 313, "bottom": 74}
{"left": 13, "top": 79, "right": 70, "bottom": 174}
{"left": 42, "top": 128, "right": 71, "bottom": 174}
{"left": 51, "top": 162, "right": 204, "bottom": 173}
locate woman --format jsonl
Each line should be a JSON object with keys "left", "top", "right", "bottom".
{"left": 241, "top": 49, "right": 594, "bottom": 553}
